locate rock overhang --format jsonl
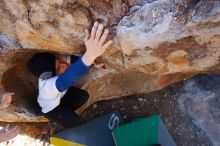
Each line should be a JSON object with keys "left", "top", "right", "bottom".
{"left": 0, "top": 0, "right": 219, "bottom": 122}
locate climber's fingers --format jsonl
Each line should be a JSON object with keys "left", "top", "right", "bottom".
{"left": 101, "top": 40, "right": 112, "bottom": 52}
{"left": 3, "top": 93, "right": 14, "bottom": 96}
{"left": 99, "top": 29, "right": 109, "bottom": 45}
{"left": 84, "top": 29, "right": 90, "bottom": 42}
{"left": 95, "top": 23, "right": 104, "bottom": 42}
{"left": 1, "top": 93, "right": 14, "bottom": 108}
{"left": 94, "top": 62, "right": 105, "bottom": 69}
{"left": 90, "top": 21, "right": 99, "bottom": 40}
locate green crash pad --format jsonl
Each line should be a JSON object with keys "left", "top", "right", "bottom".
{"left": 51, "top": 111, "right": 124, "bottom": 146}
{"left": 112, "top": 115, "right": 176, "bottom": 146}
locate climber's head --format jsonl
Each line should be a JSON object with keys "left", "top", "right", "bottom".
{"left": 27, "top": 53, "right": 70, "bottom": 78}
{"left": 55, "top": 55, "right": 71, "bottom": 75}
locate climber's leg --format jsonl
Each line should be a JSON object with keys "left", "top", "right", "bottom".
{"left": 60, "top": 87, "right": 89, "bottom": 111}
{"left": 44, "top": 105, "right": 81, "bottom": 128}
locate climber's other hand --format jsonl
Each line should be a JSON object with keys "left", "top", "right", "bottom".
{"left": 93, "top": 60, "right": 106, "bottom": 69}
{"left": 0, "top": 93, "right": 14, "bottom": 109}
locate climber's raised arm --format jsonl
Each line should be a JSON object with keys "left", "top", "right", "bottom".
{"left": 56, "top": 22, "right": 112, "bottom": 92}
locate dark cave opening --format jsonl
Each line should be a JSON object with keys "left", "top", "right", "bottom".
{"left": 0, "top": 49, "right": 53, "bottom": 114}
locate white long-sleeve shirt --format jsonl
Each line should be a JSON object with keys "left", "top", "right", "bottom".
{"left": 37, "top": 73, "right": 67, "bottom": 113}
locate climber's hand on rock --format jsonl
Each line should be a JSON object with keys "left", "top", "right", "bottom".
{"left": 94, "top": 60, "right": 106, "bottom": 69}
{"left": 82, "top": 21, "right": 112, "bottom": 66}
{"left": 0, "top": 124, "right": 20, "bottom": 143}
{"left": 0, "top": 93, "right": 14, "bottom": 109}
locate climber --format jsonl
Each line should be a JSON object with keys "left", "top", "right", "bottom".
{"left": 27, "top": 22, "right": 112, "bottom": 128}
{"left": 0, "top": 93, "right": 20, "bottom": 143}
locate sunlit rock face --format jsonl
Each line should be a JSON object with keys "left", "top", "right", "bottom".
{"left": 0, "top": 0, "right": 219, "bottom": 122}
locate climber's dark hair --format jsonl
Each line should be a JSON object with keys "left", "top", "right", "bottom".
{"left": 27, "top": 53, "right": 56, "bottom": 78}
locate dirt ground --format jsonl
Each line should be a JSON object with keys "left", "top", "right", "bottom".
{"left": 0, "top": 77, "right": 212, "bottom": 146}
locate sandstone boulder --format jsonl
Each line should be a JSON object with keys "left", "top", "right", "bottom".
{"left": 0, "top": 0, "right": 219, "bottom": 122}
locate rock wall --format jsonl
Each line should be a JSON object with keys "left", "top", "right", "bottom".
{"left": 178, "top": 74, "right": 220, "bottom": 146}
{"left": 0, "top": 0, "right": 220, "bottom": 122}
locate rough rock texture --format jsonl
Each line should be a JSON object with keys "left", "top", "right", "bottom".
{"left": 0, "top": 0, "right": 220, "bottom": 122}
{"left": 179, "top": 74, "right": 220, "bottom": 146}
